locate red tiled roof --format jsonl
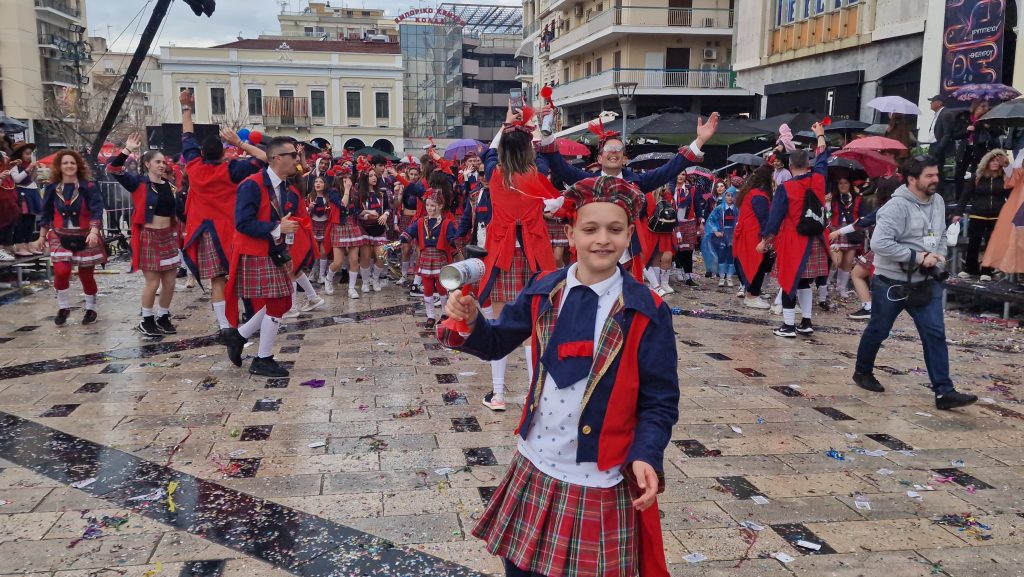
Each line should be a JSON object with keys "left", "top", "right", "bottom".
{"left": 213, "top": 39, "right": 400, "bottom": 54}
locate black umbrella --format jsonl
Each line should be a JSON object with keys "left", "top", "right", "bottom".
{"left": 827, "top": 156, "right": 868, "bottom": 181}
{"left": 824, "top": 119, "right": 870, "bottom": 133}
{"left": 727, "top": 153, "right": 765, "bottom": 167}
{"left": 0, "top": 114, "right": 28, "bottom": 133}
{"left": 980, "top": 97, "right": 1024, "bottom": 127}
{"left": 627, "top": 152, "right": 675, "bottom": 170}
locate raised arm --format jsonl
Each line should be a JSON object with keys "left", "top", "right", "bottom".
{"left": 105, "top": 132, "right": 144, "bottom": 192}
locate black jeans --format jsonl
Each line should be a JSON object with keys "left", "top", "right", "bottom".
{"left": 964, "top": 217, "right": 996, "bottom": 275}
{"left": 746, "top": 254, "right": 774, "bottom": 296}
{"left": 674, "top": 249, "right": 693, "bottom": 273}
{"left": 12, "top": 214, "right": 37, "bottom": 244}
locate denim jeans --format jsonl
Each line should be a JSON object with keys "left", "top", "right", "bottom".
{"left": 855, "top": 276, "right": 955, "bottom": 396}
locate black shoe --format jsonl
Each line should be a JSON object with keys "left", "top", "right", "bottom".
{"left": 82, "top": 310, "right": 98, "bottom": 325}
{"left": 818, "top": 300, "right": 830, "bottom": 311}
{"left": 55, "top": 308, "right": 70, "bottom": 326}
{"left": 222, "top": 327, "right": 247, "bottom": 367}
{"left": 156, "top": 314, "right": 177, "bottom": 334}
{"left": 425, "top": 318, "right": 437, "bottom": 329}
{"left": 176, "top": 267, "right": 188, "bottom": 279}
{"left": 138, "top": 316, "right": 161, "bottom": 336}
{"left": 409, "top": 285, "right": 424, "bottom": 296}
{"left": 936, "top": 391, "right": 978, "bottom": 410}
{"left": 797, "top": 318, "right": 814, "bottom": 334}
{"left": 685, "top": 278, "right": 698, "bottom": 287}
{"left": 853, "top": 371, "right": 885, "bottom": 393}
{"left": 773, "top": 324, "right": 796, "bottom": 337}
{"left": 249, "top": 355, "right": 289, "bottom": 377}
{"left": 705, "top": 271, "right": 714, "bottom": 278}
{"left": 847, "top": 306, "right": 872, "bottom": 320}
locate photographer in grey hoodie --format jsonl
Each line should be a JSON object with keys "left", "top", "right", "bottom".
{"left": 852, "top": 156, "right": 977, "bottom": 410}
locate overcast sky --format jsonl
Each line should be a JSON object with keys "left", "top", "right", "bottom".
{"left": 85, "top": 0, "right": 520, "bottom": 51}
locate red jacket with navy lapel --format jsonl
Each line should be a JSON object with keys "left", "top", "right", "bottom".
{"left": 224, "top": 169, "right": 286, "bottom": 324}
{"left": 437, "top": 264, "right": 679, "bottom": 577}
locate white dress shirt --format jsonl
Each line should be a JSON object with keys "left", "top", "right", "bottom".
{"left": 518, "top": 263, "right": 625, "bottom": 488}
{"left": 267, "top": 167, "right": 285, "bottom": 239}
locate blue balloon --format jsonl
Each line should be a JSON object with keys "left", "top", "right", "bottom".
{"left": 237, "top": 128, "right": 251, "bottom": 142}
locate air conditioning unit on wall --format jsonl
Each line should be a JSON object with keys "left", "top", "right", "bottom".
{"left": 703, "top": 48, "right": 718, "bottom": 61}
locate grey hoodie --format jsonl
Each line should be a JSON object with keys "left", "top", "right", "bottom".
{"left": 870, "top": 184, "right": 947, "bottom": 283}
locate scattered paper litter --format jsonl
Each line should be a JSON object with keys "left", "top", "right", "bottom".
{"left": 862, "top": 449, "right": 888, "bottom": 457}
{"left": 730, "top": 425, "right": 743, "bottom": 434}
{"left": 751, "top": 495, "right": 770, "bottom": 505}
{"left": 980, "top": 397, "right": 997, "bottom": 404}
{"left": 907, "top": 490, "right": 922, "bottom": 499}
{"left": 854, "top": 496, "right": 872, "bottom": 511}
{"left": 951, "top": 459, "right": 965, "bottom": 467}
{"left": 773, "top": 552, "right": 795, "bottom": 563}
{"left": 434, "top": 467, "right": 456, "bottom": 475}
{"left": 458, "top": 371, "right": 477, "bottom": 376}
{"left": 739, "top": 520, "right": 765, "bottom": 531}
{"left": 845, "top": 433, "right": 859, "bottom": 440}
{"left": 682, "top": 552, "right": 707, "bottom": 564}
{"left": 876, "top": 468, "right": 894, "bottom": 476}
{"left": 71, "top": 477, "right": 97, "bottom": 489}
{"left": 307, "top": 441, "right": 326, "bottom": 449}
{"left": 915, "top": 412, "right": 934, "bottom": 417}
{"left": 913, "top": 484, "right": 935, "bottom": 491}
{"left": 896, "top": 449, "right": 918, "bottom": 456}
{"left": 796, "top": 539, "right": 821, "bottom": 551}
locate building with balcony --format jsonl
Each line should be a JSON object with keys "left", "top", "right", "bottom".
{"left": 0, "top": 0, "right": 89, "bottom": 153}
{"left": 521, "top": 0, "right": 755, "bottom": 128}
{"left": 271, "top": 1, "right": 398, "bottom": 43}
{"left": 87, "top": 36, "right": 166, "bottom": 142}
{"left": 401, "top": 3, "right": 522, "bottom": 147}
{"left": 158, "top": 39, "right": 403, "bottom": 154}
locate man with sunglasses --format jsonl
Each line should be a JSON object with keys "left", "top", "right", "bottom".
{"left": 852, "top": 155, "right": 977, "bottom": 410}
{"left": 221, "top": 138, "right": 301, "bottom": 378}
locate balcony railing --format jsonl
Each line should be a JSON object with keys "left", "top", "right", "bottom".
{"left": 262, "top": 96, "right": 310, "bottom": 129}
{"left": 550, "top": 7, "right": 733, "bottom": 55}
{"left": 552, "top": 68, "right": 737, "bottom": 100}
{"left": 522, "top": 20, "right": 540, "bottom": 38}
{"left": 41, "top": 68, "right": 77, "bottom": 85}
{"left": 34, "top": 0, "right": 80, "bottom": 18}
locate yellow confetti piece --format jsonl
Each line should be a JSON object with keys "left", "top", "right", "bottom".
{"left": 166, "top": 481, "right": 178, "bottom": 513}
{"left": 142, "top": 561, "right": 163, "bottom": 577}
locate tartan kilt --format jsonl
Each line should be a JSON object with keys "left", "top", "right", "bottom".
{"left": 472, "top": 452, "right": 637, "bottom": 577}
{"left": 857, "top": 250, "right": 875, "bottom": 275}
{"left": 801, "top": 237, "right": 830, "bottom": 279}
{"left": 491, "top": 248, "right": 531, "bottom": 303}
{"left": 832, "top": 233, "right": 861, "bottom": 251}
{"left": 675, "top": 220, "right": 698, "bottom": 250}
{"left": 138, "top": 227, "right": 181, "bottom": 272}
{"left": 399, "top": 213, "right": 414, "bottom": 233}
{"left": 362, "top": 226, "right": 389, "bottom": 246}
{"left": 197, "top": 231, "right": 228, "bottom": 279}
{"left": 546, "top": 218, "right": 569, "bottom": 247}
{"left": 311, "top": 218, "right": 329, "bottom": 241}
{"left": 236, "top": 254, "right": 292, "bottom": 299}
{"left": 330, "top": 222, "right": 367, "bottom": 248}
{"left": 417, "top": 247, "right": 449, "bottom": 278}
{"left": 48, "top": 229, "right": 107, "bottom": 267}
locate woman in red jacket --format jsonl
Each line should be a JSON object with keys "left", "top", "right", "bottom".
{"left": 639, "top": 185, "right": 677, "bottom": 295}
{"left": 733, "top": 165, "right": 774, "bottom": 309}
{"left": 108, "top": 132, "right": 182, "bottom": 336}
{"left": 34, "top": 150, "right": 107, "bottom": 326}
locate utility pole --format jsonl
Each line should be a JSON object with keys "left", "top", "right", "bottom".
{"left": 87, "top": 0, "right": 173, "bottom": 164}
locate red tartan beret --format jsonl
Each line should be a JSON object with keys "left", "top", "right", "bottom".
{"left": 564, "top": 176, "right": 643, "bottom": 221}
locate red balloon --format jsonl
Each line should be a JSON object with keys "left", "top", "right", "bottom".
{"left": 249, "top": 131, "right": 264, "bottom": 145}
{"left": 821, "top": 117, "right": 832, "bottom": 126}
{"left": 540, "top": 86, "right": 552, "bottom": 100}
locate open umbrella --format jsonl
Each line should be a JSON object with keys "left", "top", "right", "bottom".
{"left": 843, "top": 136, "right": 907, "bottom": 151}
{"left": 867, "top": 96, "right": 921, "bottom": 116}
{"left": 951, "top": 83, "right": 1021, "bottom": 103}
{"left": 352, "top": 146, "right": 399, "bottom": 161}
{"left": 685, "top": 166, "right": 715, "bottom": 195}
{"left": 627, "top": 152, "right": 675, "bottom": 170}
{"left": 980, "top": 97, "right": 1024, "bottom": 127}
{"left": 0, "top": 114, "right": 28, "bottom": 133}
{"left": 443, "top": 138, "right": 483, "bottom": 160}
{"left": 726, "top": 153, "right": 765, "bottom": 167}
{"left": 827, "top": 156, "right": 868, "bottom": 182}
{"left": 824, "top": 119, "right": 870, "bottom": 133}
{"left": 748, "top": 113, "right": 819, "bottom": 134}
{"left": 832, "top": 149, "right": 897, "bottom": 178}
{"left": 556, "top": 138, "right": 590, "bottom": 156}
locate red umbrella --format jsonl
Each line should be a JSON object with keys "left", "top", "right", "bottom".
{"left": 36, "top": 152, "right": 58, "bottom": 166}
{"left": 556, "top": 138, "right": 590, "bottom": 156}
{"left": 832, "top": 149, "right": 898, "bottom": 178}
{"left": 843, "top": 136, "right": 906, "bottom": 151}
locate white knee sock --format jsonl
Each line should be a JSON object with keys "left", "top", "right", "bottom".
{"left": 348, "top": 270, "right": 358, "bottom": 288}
{"left": 290, "top": 286, "right": 298, "bottom": 307}
{"left": 157, "top": 306, "right": 169, "bottom": 317}
{"left": 661, "top": 268, "right": 671, "bottom": 287}
{"left": 837, "top": 270, "right": 850, "bottom": 292}
{"left": 438, "top": 294, "right": 448, "bottom": 312}
{"left": 490, "top": 356, "right": 506, "bottom": 397}
{"left": 774, "top": 289, "right": 783, "bottom": 306}
{"left": 643, "top": 267, "right": 660, "bottom": 288}
{"left": 142, "top": 307, "right": 154, "bottom": 318}
{"left": 413, "top": 274, "right": 422, "bottom": 286}
{"left": 401, "top": 261, "right": 409, "bottom": 277}
{"left": 372, "top": 264, "right": 382, "bottom": 282}
{"left": 295, "top": 273, "right": 317, "bottom": 300}
{"left": 827, "top": 267, "right": 837, "bottom": 285}
{"left": 212, "top": 300, "right": 230, "bottom": 329}
{"left": 817, "top": 284, "right": 828, "bottom": 302}
{"left": 238, "top": 306, "right": 266, "bottom": 339}
{"left": 798, "top": 288, "right": 814, "bottom": 318}
{"left": 84, "top": 294, "right": 97, "bottom": 310}
{"left": 324, "top": 268, "right": 336, "bottom": 285}
{"left": 257, "top": 314, "right": 281, "bottom": 358}
{"left": 525, "top": 345, "right": 534, "bottom": 383}
{"left": 783, "top": 308, "right": 796, "bottom": 326}
{"left": 423, "top": 296, "right": 436, "bottom": 319}
{"left": 318, "top": 259, "right": 329, "bottom": 278}
{"left": 360, "top": 267, "right": 372, "bottom": 286}
{"left": 56, "top": 288, "right": 70, "bottom": 309}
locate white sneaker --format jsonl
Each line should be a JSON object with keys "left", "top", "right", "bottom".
{"left": 373, "top": 278, "right": 383, "bottom": 292}
{"left": 348, "top": 287, "right": 360, "bottom": 299}
{"left": 0, "top": 249, "right": 14, "bottom": 262}
{"left": 661, "top": 283, "right": 675, "bottom": 294}
{"left": 654, "top": 286, "right": 668, "bottom": 297}
{"left": 323, "top": 280, "right": 335, "bottom": 295}
{"left": 736, "top": 287, "right": 745, "bottom": 298}
{"left": 362, "top": 281, "right": 372, "bottom": 293}
{"left": 980, "top": 274, "right": 992, "bottom": 282}
{"left": 957, "top": 271, "right": 970, "bottom": 279}
{"left": 482, "top": 392, "right": 506, "bottom": 411}
{"left": 718, "top": 277, "right": 726, "bottom": 287}
{"left": 301, "top": 296, "right": 325, "bottom": 312}
{"left": 769, "top": 303, "right": 782, "bottom": 315}
{"left": 726, "top": 277, "right": 734, "bottom": 287}
{"left": 744, "top": 296, "right": 771, "bottom": 310}
{"left": 282, "top": 306, "right": 301, "bottom": 319}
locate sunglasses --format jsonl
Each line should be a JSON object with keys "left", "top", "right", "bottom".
{"left": 602, "top": 144, "right": 624, "bottom": 153}
{"left": 274, "top": 151, "right": 300, "bottom": 159}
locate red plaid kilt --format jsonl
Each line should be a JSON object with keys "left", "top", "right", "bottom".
{"left": 857, "top": 250, "right": 875, "bottom": 275}
{"left": 363, "top": 227, "right": 389, "bottom": 246}
{"left": 417, "top": 247, "right": 449, "bottom": 277}
{"left": 236, "top": 254, "right": 292, "bottom": 299}
{"left": 648, "top": 230, "right": 674, "bottom": 254}
{"left": 311, "top": 218, "right": 329, "bottom": 241}
{"left": 491, "top": 248, "right": 531, "bottom": 303}
{"left": 197, "top": 231, "right": 228, "bottom": 279}
{"left": 546, "top": 218, "right": 569, "bottom": 247}
{"left": 330, "top": 222, "right": 367, "bottom": 248}
{"left": 48, "top": 229, "right": 107, "bottom": 267}
{"left": 675, "top": 219, "right": 698, "bottom": 250}
{"left": 801, "top": 237, "right": 830, "bottom": 279}
{"left": 138, "top": 227, "right": 180, "bottom": 272}
{"left": 472, "top": 452, "right": 637, "bottom": 577}
{"left": 832, "top": 232, "right": 862, "bottom": 251}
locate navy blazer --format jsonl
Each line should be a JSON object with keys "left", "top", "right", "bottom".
{"left": 235, "top": 170, "right": 285, "bottom": 252}
{"left": 540, "top": 146, "right": 701, "bottom": 193}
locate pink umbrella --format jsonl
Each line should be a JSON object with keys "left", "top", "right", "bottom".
{"left": 556, "top": 138, "right": 590, "bottom": 156}
{"left": 843, "top": 136, "right": 907, "bottom": 151}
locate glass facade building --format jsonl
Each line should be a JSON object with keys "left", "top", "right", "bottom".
{"left": 401, "top": 24, "right": 464, "bottom": 139}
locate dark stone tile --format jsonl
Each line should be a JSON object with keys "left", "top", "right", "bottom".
{"left": 14, "top": 325, "right": 39, "bottom": 332}
{"left": 428, "top": 357, "right": 451, "bottom": 366}
{"left": 75, "top": 382, "right": 107, "bottom": 393}
{"left": 770, "top": 522, "right": 837, "bottom": 555}
{"left": 436, "top": 374, "right": 458, "bottom": 384}
{"left": 0, "top": 338, "right": 13, "bottom": 344}
{"left": 876, "top": 365, "right": 909, "bottom": 376}
{"left": 736, "top": 367, "right": 766, "bottom": 377}
{"left": 451, "top": 417, "right": 482, "bottom": 433}
{"left": 715, "top": 476, "right": 762, "bottom": 499}
{"left": 770, "top": 385, "right": 803, "bottom": 397}
{"left": 679, "top": 340, "right": 704, "bottom": 347}
{"left": 180, "top": 560, "right": 227, "bottom": 577}
{"left": 836, "top": 351, "right": 857, "bottom": 359}
{"left": 442, "top": 390, "right": 468, "bottom": 406}
{"left": 478, "top": 486, "right": 497, "bottom": 505}
{"left": 252, "top": 399, "right": 281, "bottom": 412}
{"left": 40, "top": 404, "right": 79, "bottom": 417}
{"left": 423, "top": 343, "right": 442, "bottom": 351}
{"left": 464, "top": 447, "right": 497, "bottom": 466}
{"left": 228, "top": 458, "right": 261, "bottom": 478}
{"left": 277, "top": 361, "right": 295, "bottom": 370}
{"left": 101, "top": 363, "right": 130, "bottom": 374}
{"left": 286, "top": 333, "right": 305, "bottom": 341}
{"left": 706, "top": 352, "right": 731, "bottom": 361}
{"left": 865, "top": 433, "right": 913, "bottom": 451}
{"left": 931, "top": 467, "right": 995, "bottom": 490}
{"left": 673, "top": 439, "right": 722, "bottom": 457}
{"left": 813, "top": 407, "right": 855, "bottom": 421}
{"left": 265, "top": 378, "right": 290, "bottom": 389}
{"left": 240, "top": 425, "right": 273, "bottom": 442}
{"left": 279, "top": 346, "right": 301, "bottom": 354}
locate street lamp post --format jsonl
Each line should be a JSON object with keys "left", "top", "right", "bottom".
{"left": 614, "top": 81, "right": 637, "bottom": 147}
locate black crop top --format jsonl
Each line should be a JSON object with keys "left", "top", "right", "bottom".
{"left": 153, "top": 181, "right": 175, "bottom": 217}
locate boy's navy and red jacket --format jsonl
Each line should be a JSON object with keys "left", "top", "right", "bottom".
{"left": 106, "top": 154, "right": 184, "bottom": 272}
{"left": 179, "top": 132, "right": 265, "bottom": 283}
{"left": 437, "top": 265, "right": 679, "bottom": 577}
